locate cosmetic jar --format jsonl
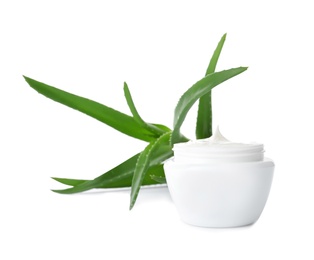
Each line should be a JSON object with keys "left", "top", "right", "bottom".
{"left": 164, "top": 128, "right": 274, "bottom": 228}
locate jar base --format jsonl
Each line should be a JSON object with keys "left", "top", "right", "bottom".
{"left": 179, "top": 216, "right": 258, "bottom": 228}
{"left": 164, "top": 158, "right": 275, "bottom": 228}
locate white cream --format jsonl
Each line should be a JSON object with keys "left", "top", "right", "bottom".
{"left": 173, "top": 127, "right": 264, "bottom": 163}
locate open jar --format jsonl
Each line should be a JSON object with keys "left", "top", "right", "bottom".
{"left": 164, "top": 128, "right": 275, "bottom": 228}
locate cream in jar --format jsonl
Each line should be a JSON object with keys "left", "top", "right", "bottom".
{"left": 164, "top": 128, "right": 275, "bottom": 228}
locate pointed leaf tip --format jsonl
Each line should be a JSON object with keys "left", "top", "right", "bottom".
{"left": 23, "top": 75, "right": 30, "bottom": 82}
{"left": 23, "top": 76, "right": 158, "bottom": 142}
{"left": 172, "top": 67, "right": 248, "bottom": 145}
{"left": 196, "top": 33, "right": 228, "bottom": 139}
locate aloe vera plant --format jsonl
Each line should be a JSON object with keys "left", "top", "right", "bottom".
{"left": 24, "top": 34, "right": 247, "bottom": 209}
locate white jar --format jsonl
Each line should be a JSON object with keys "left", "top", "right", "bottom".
{"left": 164, "top": 128, "right": 275, "bottom": 228}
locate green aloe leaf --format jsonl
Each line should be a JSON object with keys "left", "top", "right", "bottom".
{"left": 24, "top": 76, "right": 158, "bottom": 142}
{"left": 152, "top": 124, "right": 171, "bottom": 132}
{"left": 171, "top": 67, "right": 248, "bottom": 145}
{"left": 205, "top": 33, "right": 227, "bottom": 77}
{"left": 52, "top": 177, "right": 87, "bottom": 186}
{"left": 150, "top": 175, "right": 166, "bottom": 184}
{"left": 123, "top": 82, "right": 166, "bottom": 136}
{"left": 52, "top": 164, "right": 166, "bottom": 188}
{"left": 130, "top": 132, "right": 172, "bottom": 210}
{"left": 196, "top": 33, "right": 226, "bottom": 139}
{"left": 52, "top": 140, "right": 172, "bottom": 194}
{"left": 52, "top": 154, "right": 140, "bottom": 194}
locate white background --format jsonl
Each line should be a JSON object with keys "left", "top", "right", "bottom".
{"left": 1, "top": 0, "right": 313, "bottom": 259}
